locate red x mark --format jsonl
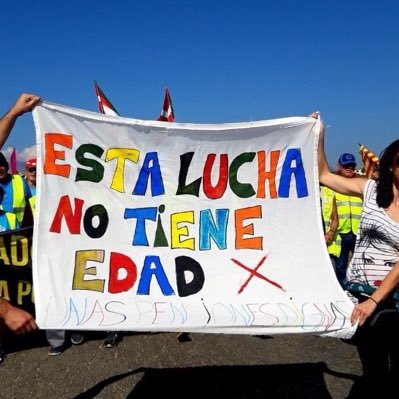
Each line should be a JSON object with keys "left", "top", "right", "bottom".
{"left": 231, "top": 255, "right": 285, "bottom": 294}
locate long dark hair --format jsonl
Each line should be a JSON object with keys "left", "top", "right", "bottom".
{"left": 376, "top": 139, "right": 399, "bottom": 208}
{"left": 359, "top": 224, "right": 399, "bottom": 253}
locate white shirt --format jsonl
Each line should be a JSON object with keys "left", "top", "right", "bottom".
{"left": 346, "top": 179, "right": 399, "bottom": 287}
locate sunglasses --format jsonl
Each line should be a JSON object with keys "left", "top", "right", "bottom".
{"left": 341, "top": 164, "right": 356, "bottom": 170}
{"left": 27, "top": 168, "right": 36, "bottom": 173}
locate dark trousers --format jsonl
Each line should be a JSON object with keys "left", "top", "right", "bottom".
{"left": 335, "top": 231, "right": 356, "bottom": 285}
{"left": 356, "top": 311, "right": 399, "bottom": 376}
{"left": 347, "top": 299, "right": 399, "bottom": 398}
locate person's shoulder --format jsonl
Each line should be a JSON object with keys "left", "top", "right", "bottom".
{"left": 11, "top": 173, "right": 24, "bottom": 181}
{"left": 12, "top": 173, "right": 27, "bottom": 185}
{"left": 365, "top": 178, "right": 377, "bottom": 190}
{"left": 363, "top": 179, "right": 377, "bottom": 202}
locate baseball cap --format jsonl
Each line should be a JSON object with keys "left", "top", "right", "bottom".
{"left": 338, "top": 153, "right": 356, "bottom": 166}
{"left": 25, "top": 158, "right": 37, "bottom": 169}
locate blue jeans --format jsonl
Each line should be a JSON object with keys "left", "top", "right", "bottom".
{"left": 335, "top": 231, "right": 356, "bottom": 286}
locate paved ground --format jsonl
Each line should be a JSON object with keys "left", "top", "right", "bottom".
{"left": 0, "top": 329, "right": 362, "bottom": 398}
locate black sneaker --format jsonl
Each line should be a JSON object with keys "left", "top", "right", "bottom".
{"left": 177, "top": 332, "right": 192, "bottom": 342}
{"left": 103, "top": 331, "right": 122, "bottom": 348}
{"left": 48, "top": 345, "right": 64, "bottom": 356}
{"left": 70, "top": 333, "right": 84, "bottom": 345}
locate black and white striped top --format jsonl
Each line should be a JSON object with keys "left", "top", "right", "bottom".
{"left": 346, "top": 179, "right": 399, "bottom": 287}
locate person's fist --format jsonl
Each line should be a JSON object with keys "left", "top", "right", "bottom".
{"left": 11, "top": 93, "right": 41, "bottom": 117}
{"left": 3, "top": 305, "right": 37, "bottom": 334}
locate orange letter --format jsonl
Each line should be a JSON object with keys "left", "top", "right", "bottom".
{"left": 44, "top": 133, "right": 73, "bottom": 177}
{"left": 235, "top": 206, "right": 263, "bottom": 250}
{"left": 257, "top": 150, "right": 279, "bottom": 199}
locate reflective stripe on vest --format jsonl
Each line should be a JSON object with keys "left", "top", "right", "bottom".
{"left": 11, "top": 175, "right": 26, "bottom": 223}
{"left": 6, "top": 212, "right": 17, "bottom": 230}
{"left": 0, "top": 211, "right": 17, "bottom": 231}
{"left": 335, "top": 193, "right": 363, "bottom": 235}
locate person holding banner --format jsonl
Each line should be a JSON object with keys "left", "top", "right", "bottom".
{"left": 0, "top": 94, "right": 40, "bottom": 150}
{"left": 0, "top": 94, "right": 40, "bottom": 363}
{"left": 0, "top": 94, "right": 40, "bottom": 226}
{"left": 0, "top": 298, "right": 37, "bottom": 334}
{"left": 9, "top": 101, "right": 106, "bottom": 357}
{"left": 0, "top": 95, "right": 40, "bottom": 225}
{"left": 316, "top": 113, "right": 399, "bottom": 395}
{"left": 0, "top": 297, "right": 37, "bottom": 363}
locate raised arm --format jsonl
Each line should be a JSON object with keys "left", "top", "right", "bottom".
{"left": 314, "top": 114, "right": 366, "bottom": 197}
{"left": 0, "top": 94, "right": 41, "bottom": 150}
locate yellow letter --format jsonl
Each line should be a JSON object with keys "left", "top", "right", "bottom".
{"left": 10, "top": 236, "right": 29, "bottom": 267}
{"left": 17, "top": 281, "right": 32, "bottom": 305}
{"left": 105, "top": 148, "right": 140, "bottom": 193}
{"left": 0, "top": 237, "right": 10, "bottom": 265}
{"left": 171, "top": 211, "right": 195, "bottom": 250}
{"left": 0, "top": 280, "right": 10, "bottom": 301}
{"left": 73, "top": 250, "right": 105, "bottom": 292}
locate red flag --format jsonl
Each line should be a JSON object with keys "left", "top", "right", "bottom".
{"left": 157, "top": 87, "right": 175, "bottom": 122}
{"left": 94, "top": 81, "right": 119, "bottom": 116}
{"left": 10, "top": 147, "right": 17, "bottom": 175}
{"left": 359, "top": 143, "right": 379, "bottom": 179}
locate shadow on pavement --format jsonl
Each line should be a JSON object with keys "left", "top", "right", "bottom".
{"left": 3, "top": 329, "right": 48, "bottom": 353}
{"left": 74, "top": 362, "right": 358, "bottom": 399}
{"left": 4, "top": 330, "right": 145, "bottom": 354}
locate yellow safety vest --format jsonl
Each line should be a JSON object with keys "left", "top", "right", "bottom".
{"left": 335, "top": 193, "right": 363, "bottom": 235}
{"left": 29, "top": 195, "right": 36, "bottom": 215}
{"left": 11, "top": 174, "right": 27, "bottom": 224}
{"left": 320, "top": 186, "right": 341, "bottom": 258}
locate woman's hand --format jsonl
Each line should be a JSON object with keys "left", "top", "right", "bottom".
{"left": 350, "top": 298, "right": 378, "bottom": 326}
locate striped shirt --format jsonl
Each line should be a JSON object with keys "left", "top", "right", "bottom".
{"left": 346, "top": 179, "right": 399, "bottom": 287}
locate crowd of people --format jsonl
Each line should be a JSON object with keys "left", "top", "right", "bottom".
{"left": 1, "top": 95, "right": 399, "bottom": 397}
{"left": 0, "top": 94, "right": 40, "bottom": 362}
{"left": 0, "top": 94, "right": 125, "bottom": 362}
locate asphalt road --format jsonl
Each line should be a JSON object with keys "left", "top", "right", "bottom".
{"left": 0, "top": 329, "right": 362, "bottom": 398}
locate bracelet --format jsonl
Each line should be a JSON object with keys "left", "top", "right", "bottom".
{"left": 329, "top": 229, "right": 335, "bottom": 233}
{"left": 369, "top": 297, "right": 379, "bottom": 306}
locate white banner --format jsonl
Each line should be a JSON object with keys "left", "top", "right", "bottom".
{"left": 32, "top": 102, "right": 355, "bottom": 337}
